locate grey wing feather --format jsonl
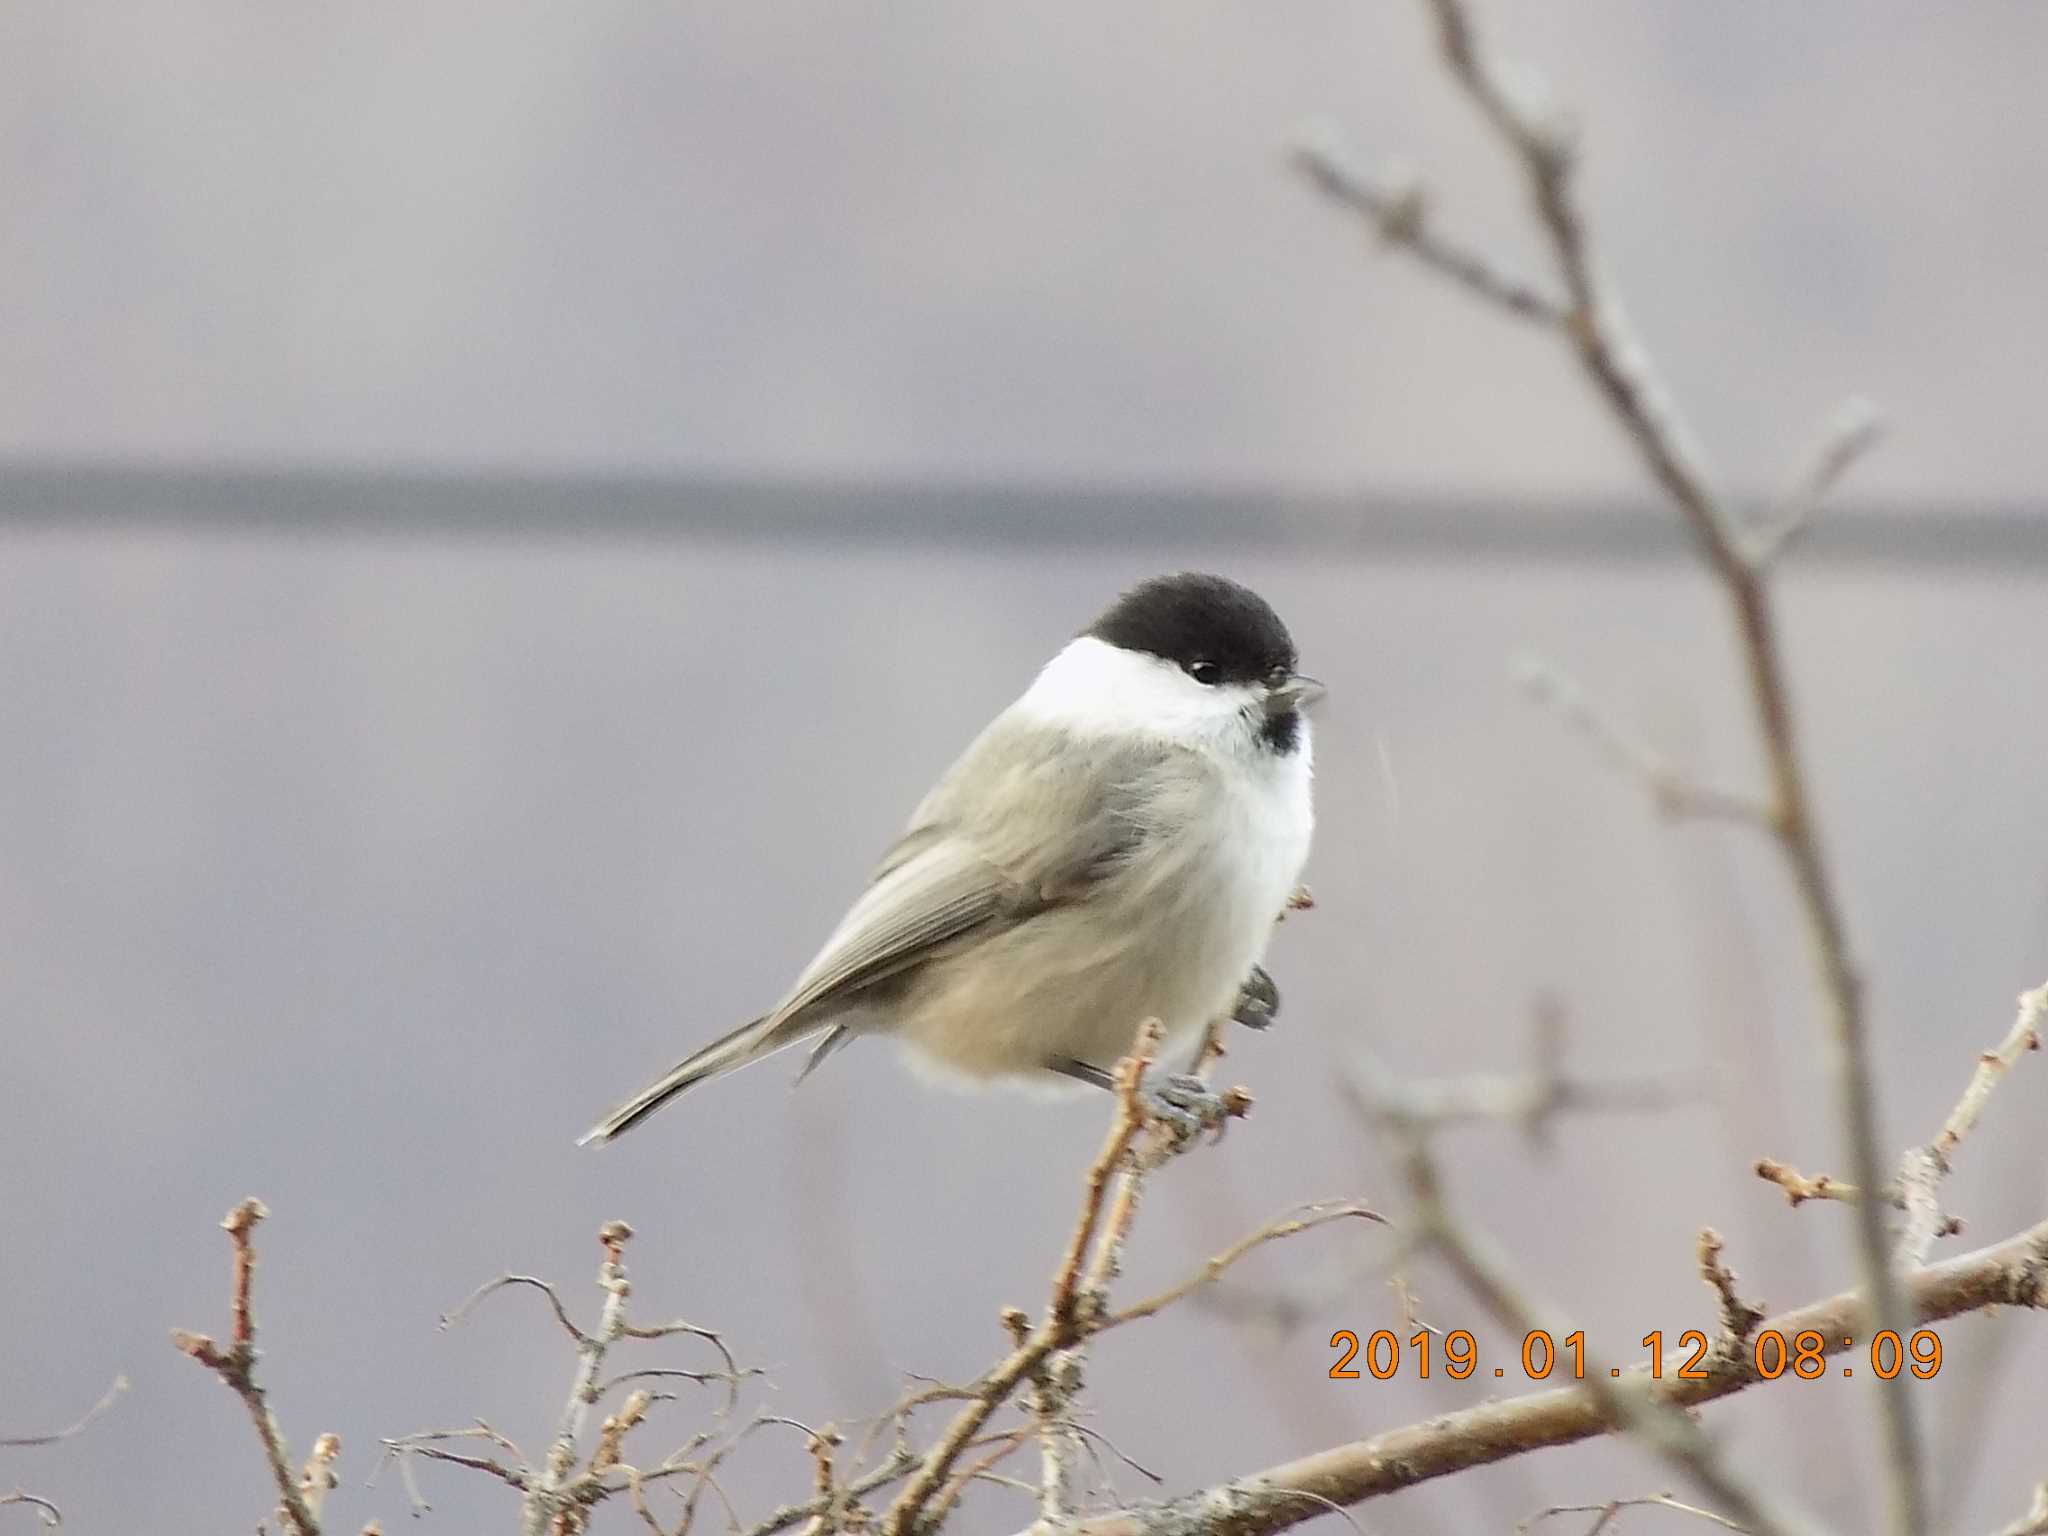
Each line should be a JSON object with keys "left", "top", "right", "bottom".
{"left": 763, "top": 716, "right": 1166, "bottom": 1030}
{"left": 766, "top": 839, "right": 1019, "bottom": 1023}
{"left": 578, "top": 713, "right": 1174, "bottom": 1142}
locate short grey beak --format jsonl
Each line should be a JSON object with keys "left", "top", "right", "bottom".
{"left": 1265, "top": 673, "right": 1326, "bottom": 716}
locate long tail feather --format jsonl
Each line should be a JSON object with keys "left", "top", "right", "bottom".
{"left": 577, "top": 1012, "right": 822, "bottom": 1144}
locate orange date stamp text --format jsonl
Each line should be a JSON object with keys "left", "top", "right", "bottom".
{"left": 1327, "top": 1327, "right": 1943, "bottom": 1383}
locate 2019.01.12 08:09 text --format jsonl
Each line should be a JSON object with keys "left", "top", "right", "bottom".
{"left": 1327, "top": 1327, "right": 1943, "bottom": 1383}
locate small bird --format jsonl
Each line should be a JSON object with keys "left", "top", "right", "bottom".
{"left": 579, "top": 571, "right": 1321, "bottom": 1144}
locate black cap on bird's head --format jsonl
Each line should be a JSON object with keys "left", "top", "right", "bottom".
{"left": 1086, "top": 572, "right": 1323, "bottom": 747}
{"left": 1086, "top": 572, "right": 1294, "bottom": 683}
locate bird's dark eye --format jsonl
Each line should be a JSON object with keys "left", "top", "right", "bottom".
{"left": 1186, "top": 659, "right": 1223, "bottom": 686}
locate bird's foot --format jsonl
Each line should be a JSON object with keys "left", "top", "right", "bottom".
{"left": 1141, "top": 1072, "right": 1232, "bottom": 1141}
{"left": 1231, "top": 965, "right": 1280, "bottom": 1031}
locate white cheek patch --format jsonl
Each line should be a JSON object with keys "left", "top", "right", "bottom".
{"left": 1013, "top": 637, "right": 1257, "bottom": 741}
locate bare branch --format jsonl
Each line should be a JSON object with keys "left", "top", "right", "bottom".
{"left": 883, "top": 1018, "right": 1277, "bottom": 1536}
{"left": 1070, "top": 1423, "right": 1165, "bottom": 1492}
{"left": 1352, "top": 1064, "right": 1825, "bottom": 1536}
{"left": 1025, "top": 1338, "right": 1087, "bottom": 1527}
{"left": 794, "top": 1424, "right": 845, "bottom": 1536}
{"left": 1389, "top": 1268, "right": 1432, "bottom": 1336}
{"left": 1512, "top": 655, "right": 1772, "bottom": 829}
{"left": 1289, "top": 125, "right": 1566, "bottom": 324}
{"left": 1896, "top": 980, "right": 2048, "bottom": 1265}
{"left": 376, "top": 1428, "right": 530, "bottom": 1506}
{"left": 1934, "top": 982, "right": 2047, "bottom": 1160}
{"left": 398, "top": 1221, "right": 761, "bottom": 1530}
{"left": 1893, "top": 1155, "right": 1954, "bottom": 1274}
{"left": 0, "top": 1377, "right": 128, "bottom": 1449}
{"left": 170, "top": 1198, "right": 327, "bottom": 1536}
{"left": 613, "top": 1318, "right": 749, "bottom": 1418}
{"left": 1418, "top": 0, "right": 1738, "bottom": 567}
{"left": 591, "top": 1393, "right": 655, "bottom": 1479}
{"left": 299, "top": 1434, "right": 343, "bottom": 1521}
{"left": 599, "top": 1367, "right": 759, "bottom": 1403}
{"left": 1752, "top": 396, "right": 1887, "bottom": 565}
{"left": 1047, "top": 1028, "right": 1157, "bottom": 1333}
{"left": 881, "top": 1026, "right": 1162, "bottom": 1536}
{"left": 1104, "top": 1201, "right": 1384, "bottom": 1329}
{"left": 380, "top": 1436, "right": 435, "bottom": 1518}
{"left": 1054, "top": 1213, "right": 2048, "bottom": 1536}
{"left": 1334, "top": 999, "right": 1686, "bottom": 1147}
{"left": 727, "top": 1447, "right": 920, "bottom": 1536}
{"left": 1990, "top": 1482, "right": 2048, "bottom": 1536}
{"left": 923, "top": 1429, "right": 1033, "bottom": 1532}
{"left": 441, "top": 1274, "right": 591, "bottom": 1346}
{"left": 1296, "top": 0, "right": 1926, "bottom": 1522}
{"left": 1757, "top": 983, "right": 2045, "bottom": 1257}
{"left": 1695, "top": 1229, "right": 1767, "bottom": 1343}
{"left": 522, "top": 1220, "right": 636, "bottom": 1536}
{"left": 0, "top": 1375, "right": 129, "bottom": 1536}
{"left": 1751, "top": 1158, "right": 1894, "bottom": 1211}
{"left": 0, "top": 1491, "right": 63, "bottom": 1530}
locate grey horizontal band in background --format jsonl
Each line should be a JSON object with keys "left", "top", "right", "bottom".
{"left": 2, "top": 461, "right": 2045, "bottom": 570}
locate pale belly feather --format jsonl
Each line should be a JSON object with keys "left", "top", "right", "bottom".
{"left": 893, "top": 741, "right": 1313, "bottom": 1081}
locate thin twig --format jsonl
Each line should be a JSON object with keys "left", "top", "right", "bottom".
{"left": 1390, "top": 1269, "right": 1432, "bottom": 1336}
{"left": 1104, "top": 1201, "right": 1384, "bottom": 1329}
{"left": 1288, "top": 126, "right": 1567, "bottom": 324}
{"left": 1333, "top": 996, "right": 1685, "bottom": 1145}
{"left": 923, "top": 1430, "right": 1033, "bottom": 1532}
{"left": 0, "top": 1377, "right": 129, "bottom": 1449}
{"left": 615, "top": 1318, "right": 749, "bottom": 1418}
{"left": 378, "top": 1432, "right": 530, "bottom": 1500}
{"left": 1070, "top": 1423, "right": 1164, "bottom": 1490}
{"left": 1519, "top": 1492, "right": 1747, "bottom": 1535}
{"left": 1934, "top": 983, "right": 2047, "bottom": 1158}
{"left": 1751, "top": 396, "right": 1887, "bottom": 564}
{"left": 1695, "top": 1229, "right": 1767, "bottom": 1343}
{"left": 1989, "top": 1482, "right": 2048, "bottom": 1536}
{"left": 1512, "top": 655, "right": 1772, "bottom": 829}
{"left": 0, "top": 1374, "right": 130, "bottom": 1536}
{"left": 0, "top": 1491, "right": 63, "bottom": 1530}
{"left": 1047, "top": 1033, "right": 1155, "bottom": 1333}
{"left": 442, "top": 1275, "right": 591, "bottom": 1345}
{"left": 729, "top": 1447, "right": 920, "bottom": 1536}
{"left": 1751, "top": 1158, "right": 1894, "bottom": 1210}
{"left": 1895, "top": 981, "right": 2048, "bottom": 1265}
{"left": 383, "top": 1437, "right": 435, "bottom": 1517}
{"left": 600, "top": 1368, "right": 758, "bottom": 1402}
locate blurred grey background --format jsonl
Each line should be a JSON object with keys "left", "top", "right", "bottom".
{"left": 3, "top": 2, "right": 2046, "bottom": 1532}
